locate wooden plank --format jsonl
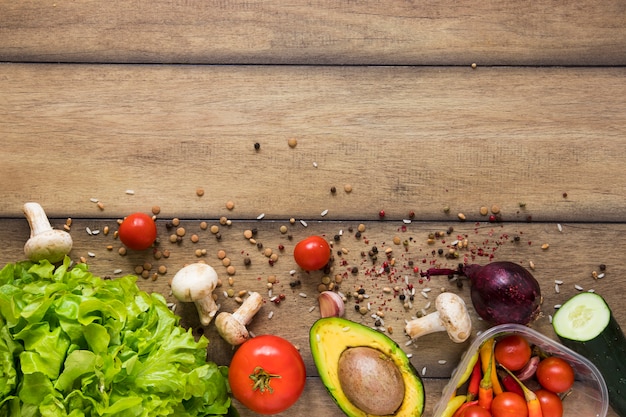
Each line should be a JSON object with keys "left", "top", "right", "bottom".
{"left": 0, "top": 1, "right": 624, "bottom": 65}
{"left": 1, "top": 64, "right": 625, "bottom": 221}
{"left": 0, "top": 217, "right": 623, "bottom": 416}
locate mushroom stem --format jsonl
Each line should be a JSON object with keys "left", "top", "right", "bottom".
{"left": 404, "top": 292, "right": 471, "bottom": 343}
{"left": 215, "top": 292, "right": 263, "bottom": 345}
{"left": 195, "top": 296, "right": 221, "bottom": 327}
{"left": 405, "top": 310, "right": 448, "bottom": 339}
{"left": 23, "top": 202, "right": 73, "bottom": 263}
{"left": 23, "top": 202, "right": 53, "bottom": 237}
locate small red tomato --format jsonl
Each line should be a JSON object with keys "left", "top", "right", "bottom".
{"left": 494, "top": 334, "right": 532, "bottom": 371}
{"left": 293, "top": 236, "right": 331, "bottom": 271}
{"left": 491, "top": 392, "right": 528, "bottom": 417}
{"left": 536, "top": 356, "right": 575, "bottom": 393}
{"left": 229, "top": 335, "right": 306, "bottom": 415}
{"left": 117, "top": 212, "right": 157, "bottom": 250}
{"left": 535, "top": 389, "right": 564, "bottom": 417}
{"left": 460, "top": 404, "right": 491, "bottom": 417}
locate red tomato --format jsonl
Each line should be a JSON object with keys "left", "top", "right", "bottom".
{"left": 293, "top": 236, "right": 331, "bottom": 271}
{"left": 535, "top": 389, "right": 564, "bottom": 417}
{"left": 229, "top": 335, "right": 306, "bottom": 415}
{"left": 460, "top": 404, "right": 491, "bottom": 417}
{"left": 491, "top": 392, "right": 528, "bottom": 417}
{"left": 117, "top": 212, "right": 157, "bottom": 250}
{"left": 494, "top": 334, "right": 531, "bottom": 371}
{"left": 536, "top": 356, "right": 575, "bottom": 393}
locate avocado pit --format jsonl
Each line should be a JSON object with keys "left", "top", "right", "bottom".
{"left": 337, "top": 346, "right": 405, "bottom": 415}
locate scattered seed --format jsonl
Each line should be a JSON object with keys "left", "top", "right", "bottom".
{"left": 344, "top": 184, "right": 353, "bottom": 193}
{"left": 300, "top": 219, "right": 308, "bottom": 227}
{"left": 555, "top": 283, "right": 560, "bottom": 293}
{"left": 421, "top": 367, "right": 427, "bottom": 376}
{"left": 541, "top": 243, "right": 550, "bottom": 250}
{"left": 557, "top": 223, "right": 563, "bottom": 232}
{"left": 87, "top": 252, "right": 95, "bottom": 257}
{"left": 89, "top": 198, "right": 99, "bottom": 203}
{"left": 299, "top": 293, "right": 308, "bottom": 298}
{"left": 196, "top": 188, "right": 204, "bottom": 197}
{"left": 313, "top": 161, "right": 318, "bottom": 168}
{"left": 288, "top": 138, "right": 298, "bottom": 148}
{"left": 554, "top": 304, "right": 562, "bottom": 309}
{"left": 597, "top": 273, "right": 605, "bottom": 279}
{"left": 403, "top": 219, "right": 412, "bottom": 224}
{"left": 256, "top": 213, "right": 265, "bottom": 220}
{"left": 457, "top": 213, "right": 466, "bottom": 221}
{"left": 321, "top": 209, "right": 329, "bottom": 217}
{"left": 574, "top": 284, "right": 584, "bottom": 291}
{"left": 268, "top": 311, "right": 274, "bottom": 319}
{"left": 86, "top": 227, "right": 92, "bottom": 235}
{"left": 438, "top": 360, "right": 447, "bottom": 365}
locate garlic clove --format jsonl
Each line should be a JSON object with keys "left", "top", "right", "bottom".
{"left": 318, "top": 291, "right": 345, "bottom": 318}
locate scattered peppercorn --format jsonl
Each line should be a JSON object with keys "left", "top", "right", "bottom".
{"left": 254, "top": 142, "right": 260, "bottom": 150}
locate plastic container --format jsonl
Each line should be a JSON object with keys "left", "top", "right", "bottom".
{"left": 433, "top": 323, "right": 609, "bottom": 417}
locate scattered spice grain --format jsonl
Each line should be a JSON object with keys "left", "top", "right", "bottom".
{"left": 288, "top": 138, "right": 298, "bottom": 148}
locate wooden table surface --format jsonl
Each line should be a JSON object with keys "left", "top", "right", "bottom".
{"left": 1, "top": 2, "right": 625, "bottom": 416}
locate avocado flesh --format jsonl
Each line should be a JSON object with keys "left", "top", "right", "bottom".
{"left": 310, "top": 317, "right": 425, "bottom": 417}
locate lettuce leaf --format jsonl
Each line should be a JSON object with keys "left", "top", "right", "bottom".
{"left": 0, "top": 258, "right": 234, "bottom": 417}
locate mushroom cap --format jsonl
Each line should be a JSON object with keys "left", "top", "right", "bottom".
{"left": 215, "top": 312, "right": 249, "bottom": 345}
{"left": 24, "top": 230, "right": 73, "bottom": 263}
{"left": 170, "top": 263, "right": 219, "bottom": 302}
{"left": 434, "top": 292, "right": 472, "bottom": 343}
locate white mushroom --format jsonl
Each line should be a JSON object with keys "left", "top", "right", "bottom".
{"left": 23, "top": 202, "right": 73, "bottom": 263}
{"left": 404, "top": 292, "right": 472, "bottom": 343}
{"left": 215, "top": 292, "right": 263, "bottom": 345}
{"left": 170, "top": 263, "right": 220, "bottom": 326}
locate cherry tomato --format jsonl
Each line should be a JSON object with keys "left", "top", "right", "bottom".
{"left": 535, "top": 389, "right": 564, "bottom": 417}
{"left": 460, "top": 404, "right": 491, "bottom": 417}
{"left": 229, "top": 335, "right": 306, "bottom": 415}
{"left": 494, "top": 334, "right": 532, "bottom": 371}
{"left": 491, "top": 392, "right": 528, "bottom": 417}
{"left": 117, "top": 212, "right": 157, "bottom": 250}
{"left": 536, "top": 356, "right": 575, "bottom": 393}
{"left": 293, "top": 235, "right": 331, "bottom": 271}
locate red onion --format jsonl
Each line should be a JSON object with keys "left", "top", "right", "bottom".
{"left": 422, "top": 261, "right": 542, "bottom": 325}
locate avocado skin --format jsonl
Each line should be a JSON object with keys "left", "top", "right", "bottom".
{"left": 309, "top": 317, "right": 425, "bottom": 417}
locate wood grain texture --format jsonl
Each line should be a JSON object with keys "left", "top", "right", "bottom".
{"left": 2, "top": 64, "right": 625, "bottom": 222}
{"left": 0, "top": 217, "right": 623, "bottom": 416}
{"left": 0, "top": 0, "right": 624, "bottom": 65}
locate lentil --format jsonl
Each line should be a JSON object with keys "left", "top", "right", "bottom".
{"left": 227, "top": 266, "right": 236, "bottom": 275}
{"left": 190, "top": 234, "right": 199, "bottom": 243}
{"left": 479, "top": 206, "right": 489, "bottom": 216}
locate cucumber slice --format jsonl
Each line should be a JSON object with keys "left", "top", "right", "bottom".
{"left": 553, "top": 292, "right": 626, "bottom": 417}
{"left": 552, "top": 292, "right": 610, "bottom": 342}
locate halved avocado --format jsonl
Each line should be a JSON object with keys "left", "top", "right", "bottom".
{"left": 310, "top": 317, "right": 425, "bottom": 417}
